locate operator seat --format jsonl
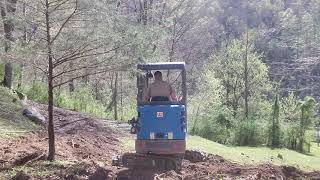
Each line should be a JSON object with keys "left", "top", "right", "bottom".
{"left": 151, "top": 96, "right": 169, "bottom": 102}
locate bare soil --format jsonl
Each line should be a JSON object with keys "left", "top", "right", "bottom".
{"left": 1, "top": 102, "right": 320, "bottom": 180}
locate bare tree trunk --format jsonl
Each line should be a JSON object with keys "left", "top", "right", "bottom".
{"left": 244, "top": 28, "right": 249, "bottom": 119}
{"left": 159, "top": 1, "right": 166, "bottom": 25}
{"left": 143, "top": 0, "right": 148, "bottom": 25}
{"left": 167, "top": 18, "right": 176, "bottom": 78}
{"left": 120, "top": 71, "right": 123, "bottom": 120}
{"left": 45, "top": 0, "right": 55, "bottom": 161}
{"left": 148, "top": 0, "right": 153, "bottom": 23}
{"left": 3, "top": 63, "right": 13, "bottom": 88}
{"left": 1, "top": 0, "right": 17, "bottom": 89}
{"left": 18, "top": 1, "right": 27, "bottom": 89}
{"left": 169, "top": 18, "right": 176, "bottom": 62}
{"left": 114, "top": 71, "right": 118, "bottom": 120}
{"left": 68, "top": 62, "right": 75, "bottom": 93}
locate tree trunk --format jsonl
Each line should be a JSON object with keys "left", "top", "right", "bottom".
{"left": 69, "top": 62, "right": 75, "bottom": 93}
{"left": 69, "top": 80, "right": 75, "bottom": 93}
{"left": 45, "top": 0, "right": 55, "bottom": 161}
{"left": 244, "top": 28, "right": 249, "bottom": 119}
{"left": 167, "top": 18, "right": 177, "bottom": 79}
{"left": 1, "top": 0, "right": 17, "bottom": 89}
{"left": 143, "top": 0, "right": 148, "bottom": 25}
{"left": 17, "top": 64, "right": 23, "bottom": 89}
{"left": 18, "top": 1, "right": 27, "bottom": 89}
{"left": 3, "top": 63, "right": 13, "bottom": 88}
{"left": 114, "top": 71, "right": 118, "bottom": 120}
{"left": 120, "top": 71, "right": 123, "bottom": 120}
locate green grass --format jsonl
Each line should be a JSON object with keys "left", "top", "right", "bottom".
{"left": 0, "top": 86, "right": 39, "bottom": 138}
{"left": 188, "top": 136, "right": 320, "bottom": 171}
{"left": 121, "top": 135, "right": 320, "bottom": 172}
{"left": 0, "top": 117, "right": 39, "bottom": 138}
{"left": 4, "top": 160, "right": 74, "bottom": 178}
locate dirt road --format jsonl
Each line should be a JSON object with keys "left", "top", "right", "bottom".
{"left": 0, "top": 102, "right": 319, "bottom": 179}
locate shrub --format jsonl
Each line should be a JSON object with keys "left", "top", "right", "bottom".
{"left": 201, "top": 121, "right": 230, "bottom": 144}
{"left": 192, "top": 111, "right": 232, "bottom": 144}
{"left": 280, "top": 95, "right": 316, "bottom": 152}
{"left": 21, "top": 82, "right": 48, "bottom": 103}
{"left": 267, "top": 95, "right": 281, "bottom": 148}
{"left": 21, "top": 82, "right": 109, "bottom": 118}
{"left": 232, "top": 120, "right": 265, "bottom": 146}
{"left": 57, "top": 86, "right": 108, "bottom": 118}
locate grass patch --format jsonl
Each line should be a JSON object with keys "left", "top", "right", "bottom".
{"left": 6, "top": 165, "right": 52, "bottom": 178}
{"left": 188, "top": 136, "right": 320, "bottom": 171}
{"left": 121, "top": 137, "right": 135, "bottom": 150}
{"left": 0, "top": 117, "right": 39, "bottom": 138}
{"left": 120, "top": 135, "right": 320, "bottom": 171}
{"left": 0, "top": 86, "right": 39, "bottom": 138}
{"left": 2, "top": 160, "right": 75, "bottom": 179}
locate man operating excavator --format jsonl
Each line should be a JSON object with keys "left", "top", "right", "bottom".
{"left": 144, "top": 71, "right": 178, "bottom": 102}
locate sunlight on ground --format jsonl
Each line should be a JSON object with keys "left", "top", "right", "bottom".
{"left": 120, "top": 135, "right": 320, "bottom": 171}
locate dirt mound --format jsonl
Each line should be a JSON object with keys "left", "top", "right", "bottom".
{"left": 27, "top": 100, "right": 129, "bottom": 135}
{"left": 11, "top": 171, "right": 32, "bottom": 180}
{"left": 138, "top": 160, "right": 320, "bottom": 180}
{"left": 115, "top": 151, "right": 320, "bottom": 180}
{"left": 0, "top": 130, "right": 123, "bottom": 167}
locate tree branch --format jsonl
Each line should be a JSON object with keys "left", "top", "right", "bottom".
{"left": 53, "top": 63, "right": 135, "bottom": 88}
{"left": 50, "top": 0, "right": 78, "bottom": 44}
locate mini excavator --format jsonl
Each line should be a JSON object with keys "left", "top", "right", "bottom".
{"left": 113, "top": 62, "right": 187, "bottom": 170}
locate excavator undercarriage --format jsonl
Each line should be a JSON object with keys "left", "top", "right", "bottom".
{"left": 112, "top": 153, "right": 183, "bottom": 171}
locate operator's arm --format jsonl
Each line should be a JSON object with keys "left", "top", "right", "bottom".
{"left": 144, "top": 87, "right": 151, "bottom": 102}
{"left": 169, "top": 84, "right": 178, "bottom": 102}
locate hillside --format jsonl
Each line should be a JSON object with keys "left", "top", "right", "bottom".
{"left": 0, "top": 87, "right": 38, "bottom": 138}
{"left": 0, "top": 87, "right": 319, "bottom": 179}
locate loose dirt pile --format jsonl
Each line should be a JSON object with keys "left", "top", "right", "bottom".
{"left": 115, "top": 151, "right": 320, "bottom": 180}
{"left": 0, "top": 102, "right": 320, "bottom": 179}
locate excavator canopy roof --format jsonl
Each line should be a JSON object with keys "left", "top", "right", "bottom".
{"left": 137, "top": 62, "right": 185, "bottom": 71}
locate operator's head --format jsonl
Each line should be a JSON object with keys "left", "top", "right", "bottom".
{"left": 154, "top": 71, "right": 162, "bottom": 81}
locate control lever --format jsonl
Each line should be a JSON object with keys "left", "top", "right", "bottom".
{"left": 128, "top": 117, "right": 140, "bottom": 134}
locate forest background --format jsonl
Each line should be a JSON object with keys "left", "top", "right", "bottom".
{"left": 1, "top": 0, "right": 320, "bottom": 154}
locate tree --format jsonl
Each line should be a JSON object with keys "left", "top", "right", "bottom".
{"left": 0, "top": 0, "right": 17, "bottom": 89}
{"left": 34, "top": 0, "right": 136, "bottom": 160}
{"left": 209, "top": 39, "right": 270, "bottom": 119}
{"left": 269, "top": 94, "right": 281, "bottom": 147}
{"left": 297, "top": 96, "right": 316, "bottom": 152}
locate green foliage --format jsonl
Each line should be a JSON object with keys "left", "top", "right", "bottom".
{"left": 188, "top": 70, "right": 232, "bottom": 144}
{"left": 232, "top": 120, "right": 265, "bottom": 146}
{"left": 189, "top": 38, "right": 272, "bottom": 147}
{"left": 21, "top": 83, "right": 109, "bottom": 118}
{"left": 208, "top": 39, "right": 271, "bottom": 119}
{"left": 20, "top": 82, "right": 48, "bottom": 103}
{"left": 194, "top": 112, "right": 231, "bottom": 144}
{"left": 281, "top": 92, "right": 300, "bottom": 123}
{"left": 268, "top": 94, "right": 281, "bottom": 147}
{"left": 55, "top": 86, "right": 108, "bottom": 118}
{"left": 279, "top": 93, "right": 317, "bottom": 152}
{"left": 297, "top": 96, "right": 316, "bottom": 152}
